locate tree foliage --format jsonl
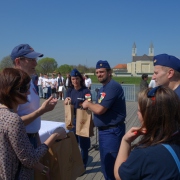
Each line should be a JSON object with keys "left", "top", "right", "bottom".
{"left": 0, "top": 56, "right": 13, "bottom": 70}
{"left": 56, "top": 64, "right": 73, "bottom": 74}
{"left": 36, "top": 57, "right": 58, "bottom": 74}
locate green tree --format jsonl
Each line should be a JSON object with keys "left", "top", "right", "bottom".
{"left": 36, "top": 57, "right": 58, "bottom": 74}
{"left": 56, "top": 64, "right": 73, "bottom": 74}
{"left": 0, "top": 55, "right": 13, "bottom": 70}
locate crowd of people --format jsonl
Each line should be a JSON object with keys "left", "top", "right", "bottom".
{"left": 0, "top": 43, "right": 179, "bottom": 180}
{"left": 33, "top": 71, "right": 92, "bottom": 101}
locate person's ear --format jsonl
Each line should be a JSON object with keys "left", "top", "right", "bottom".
{"left": 14, "top": 57, "right": 21, "bottom": 66}
{"left": 167, "top": 68, "right": 174, "bottom": 78}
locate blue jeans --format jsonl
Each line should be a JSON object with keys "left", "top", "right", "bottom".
{"left": 46, "top": 87, "right": 51, "bottom": 99}
{"left": 99, "top": 124, "right": 125, "bottom": 180}
{"left": 38, "top": 85, "right": 43, "bottom": 98}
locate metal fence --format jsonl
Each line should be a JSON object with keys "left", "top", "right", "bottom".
{"left": 91, "top": 83, "right": 136, "bottom": 102}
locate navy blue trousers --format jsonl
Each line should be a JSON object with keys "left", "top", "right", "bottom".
{"left": 71, "top": 126, "right": 90, "bottom": 168}
{"left": 99, "top": 124, "right": 125, "bottom": 180}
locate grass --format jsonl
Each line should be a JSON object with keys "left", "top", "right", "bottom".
{"left": 90, "top": 75, "right": 145, "bottom": 85}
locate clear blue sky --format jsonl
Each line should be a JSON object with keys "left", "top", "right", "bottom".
{"left": 0, "top": 0, "right": 180, "bottom": 68}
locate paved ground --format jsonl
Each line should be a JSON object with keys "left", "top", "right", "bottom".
{"left": 40, "top": 99, "right": 139, "bottom": 180}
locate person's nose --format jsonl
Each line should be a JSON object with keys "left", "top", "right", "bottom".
{"left": 152, "top": 74, "right": 156, "bottom": 80}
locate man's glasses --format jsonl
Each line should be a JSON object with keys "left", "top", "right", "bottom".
{"left": 17, "top": 84, "right": 30, "bottom": 93}
{"left": 147, "top": 86, "right": 161, "bottom": 99}
{"left": 19, "top": 57, "right": 38, "bottom": 61}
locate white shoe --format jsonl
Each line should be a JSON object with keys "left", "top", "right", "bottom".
{"left": 62, "top": 98, "right": 64, "bottom": 100}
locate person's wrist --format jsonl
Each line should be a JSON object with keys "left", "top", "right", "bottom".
{"left": 38, "top": 107, "right": 45, "bottom": 115}
{"left": 122, "top": 136, "right": 132, "bottom": 144}
{"left": 41, "top": 166, "right": 49, "bottom": 176}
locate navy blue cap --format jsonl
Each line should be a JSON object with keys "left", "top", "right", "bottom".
{"left": 11, "top": 44, "right": 43, "bottom": 61}
{"left": 153, "top": 54, "right": 180, "bottom": 72}
{"left": 96, "top": 60, "right": 111, "bottom": 69}
{"left": 70, "top": 69, "right": 81, "bottom": 77}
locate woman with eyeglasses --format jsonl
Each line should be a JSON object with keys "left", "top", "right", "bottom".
{"left": 114, "top": 86, "right": 180, "bottom": 180}
{"left": 0, "top": 68, "right": 67, "bottom": 180}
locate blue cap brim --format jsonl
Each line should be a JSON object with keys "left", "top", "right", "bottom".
{"left": 24, "top": 51, "right": 43, "bottom": 59}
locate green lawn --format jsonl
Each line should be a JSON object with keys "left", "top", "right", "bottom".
{"left": 90, "top": 75, "right": 149, "bottom": 85}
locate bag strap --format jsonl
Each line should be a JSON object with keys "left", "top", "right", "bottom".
{"left": 162, "top": 144, "right": 180, "bottom": 172}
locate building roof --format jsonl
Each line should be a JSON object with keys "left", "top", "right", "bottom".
{"left": 132, "top": 54, "right": 154, "bottom": 62}
{"left": 113, "top": 64, "right": 127, "bottom": 69}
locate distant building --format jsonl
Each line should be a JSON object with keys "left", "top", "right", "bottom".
{"left": 127, "top": 42, "right": 154, "bottom": 76}
{"left": 113, "top": 64, "right": 131, "bottom": 76}
{"left": 113, "top": 43, "right": 154, "bottom": 77}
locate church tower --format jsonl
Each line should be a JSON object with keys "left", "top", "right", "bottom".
{"left": 149, "top": 42, "right": 154, "bottom": 56}
{"left": 132, "top": 42, "right": 137, "bottom": 56}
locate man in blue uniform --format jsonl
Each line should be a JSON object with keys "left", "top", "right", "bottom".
{"left": 82, "top": 60, "right": 126, "bottom": 180}
{"left": 153, "top": 54, "right": 180, "bottom": 98}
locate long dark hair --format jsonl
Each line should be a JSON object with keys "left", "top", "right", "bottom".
{"left": 135, "top": 86, "right": 180, "bottom": 148}
{"left": 0, "top": 68, "right": 31, "bottom": 109}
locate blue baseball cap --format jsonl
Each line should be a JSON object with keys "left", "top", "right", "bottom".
{"left": 11, "top": 44, "right": 43, "bottom": 61}
{"left": 153, "top": 54, "right": 180, "bottom": 72}
{"left": 70, "top": 69, "right": 81, "bottom": 77}
{"left": 96, "top": 60, "right": 111, "bottom": 69}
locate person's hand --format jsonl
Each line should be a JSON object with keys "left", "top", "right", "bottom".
{"left": 42, "top": 166, "right": 51, "bottom": 180}
{"left": 64, "top": 97, "right": 71, "bottom": 105}
{"left": 82, "top": 100, "right": 89, "bottom": 109}
{"left": 123, "top": 127, "right": 147, "bottom": 143}
{"left": 52, "top": 127, "right": 67, "bottom": 140}
{"left": 40, "top": 96, "right": 58, "bottom": 113}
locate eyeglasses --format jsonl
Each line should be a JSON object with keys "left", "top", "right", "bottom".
{"left": 17, "top": 84, "right": 30, "bottom": 93}
{"left": 147, "top": 86, "right": 161, "bottom": 99}
{"left": 19, "top": 57, "right": 38, "bottom": 61}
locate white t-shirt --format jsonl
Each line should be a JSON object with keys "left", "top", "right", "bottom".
{"left": 37, "top": 76, "right": 43, "bottom": 86}
{"left": 85, "top": 78, "right": 92, "bottom": 88}
{"left": 17, "top": 81, "right": 40, "bottom": 133}
{"left": 149, "top": 79, "right": 156, "bottom": 88}
{"left": 42, "top": 78, "right": 51, "bottom": 87}
{"left": 50, "top": 78, "right": 57, "bottom": 88}
{"left": 65, "top": 78, "right": 69, "bottom": 86}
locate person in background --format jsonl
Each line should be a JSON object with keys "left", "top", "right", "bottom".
{"left": 42, "top": 74, "right": 51, "bottom": 99}
{"left": 57, "top": 72, "right": 64, "bottom": 100}
{"left": 140, "top": 74, "right": 148, "bottom": 91}
{"left": 84, "top": 75, "right": 92, "bottom": 90}
{"left": 82, "top": 60, "right": 126, "bottom": 180}
{"left": 0, "top": 68, "right": 67, "bottom": 179}
{"left": 64, "top": 73, "right": 72, "bottom": 90}
{"left": 148, "top": 78, "right": 156, "bottom": 88}
{"left": 153, "top": 53, "right": 180, "bottom": 98}
{"left": 114, "top": 86, "right": 180, "bottom": 180}
{"left": 37, "top": 73, "right": 43, "bottom": 98}
{"left": 49, "top": 74, "right": 57, "bottom": 98}
{"left": 64, "top": 69, "right": 91, "bottom": 170}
